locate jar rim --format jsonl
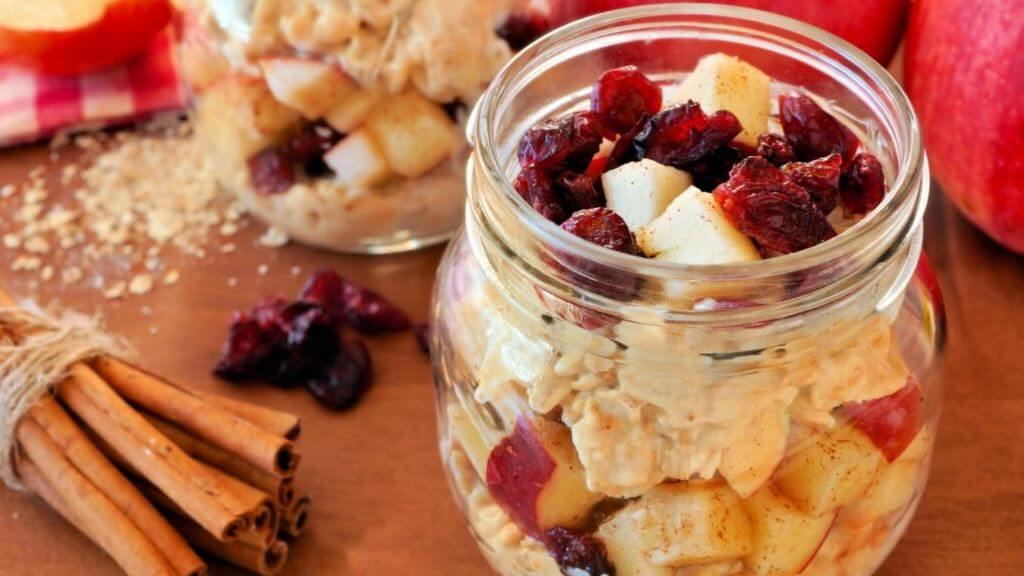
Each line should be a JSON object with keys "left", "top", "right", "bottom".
{"left": 469, "top": 3, "right": 926, "bottom": 288}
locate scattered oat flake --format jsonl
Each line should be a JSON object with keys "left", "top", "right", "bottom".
{"left": 149, "top": 326, "right": 161, "bottom": 336}
{"left": 163, "top": 269, "right": 180, "bottom": 286}
{"left": 128, "top": 274, "right": 154, "bottom": 295}
{"left": 290, "top": 266, "right": 302, "bottom": 276}
{"left": 227, "top": 277, "right": 238, "bottom": 287}
{"left": 104, "top": 281, "right": 127, "bottom": 300}
{"left": 257, "top": 264, "right": 269, "bottom": 276}
{"left": 220, "top": 243, "right": 236, "bottom": 254}
{"left": 40, "top": 266, "right": 54, "bottom": 281}
{"left": 2, "top": 234, "right": 21, "bottom": 249}
{"left": 62, "top": 267, "right": 83, "bottom": 284}
{"left": 24, "top": 236, "right": 51, "bottom": 254}
{"left": 11, "top": 256, "right": 41, "bottom": 272}
{"left": 258, "top": 227, "right": 289, "bottom": 248}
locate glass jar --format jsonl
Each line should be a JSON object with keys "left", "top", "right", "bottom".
{"left": 177, "top": 0, "right": 514, "bottom": 254}
{"left": 430, "top": 5, "right": 944, "bottom": 576}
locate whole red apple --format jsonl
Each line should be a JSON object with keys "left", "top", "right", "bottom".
{"left": 0, "top": 0, "right": 173, "bottom": 76}
{"left": 905, "top": 0, "right": 1024, "bottom": 254}
{"left": 549, "top": 0, "right": 908, "bottom": 63}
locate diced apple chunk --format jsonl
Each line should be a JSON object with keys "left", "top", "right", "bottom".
{"left": 666, "top": 53, "right": 771, "bottom": 147}
{"left": 720, "top": 410, "right": 790, "bottom": 497}
{"left": 364, "top": 91, "right": 463, "bottom": 178}
{"left": 323, "top": 89, "right": 381, "bottom": 133}
{"left": 195, "top": 75, "right": 300, "bottom": 160}
{"left": 635, "top": 480, "right": 753, "bottom": 566}
{"left": 260, "top": 57, "right": 357, "bottom": 119}
{"left": 774, "top": 424, "right": 882, "bottom": 517}
{"left": 486, "top": 416, "right": 603, "bottom": 536}
{"left": 323, "top": 130, "right": 393, "bottom": 188}
{"left": 603, "top": 159, "right": 693, "bottom": 231}
{"left": 743, "top": 485, "right": 836, "bottom": 576}
{"left": 597, "top": 506, "right": 674, "bottom": 576}
{"left": 845, "top": 426, "right": 931, "bottom": 523}
{"left": 636, "top": 186, "right": 761, "bottom": 264}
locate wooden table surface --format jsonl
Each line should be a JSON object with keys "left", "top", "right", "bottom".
{"left": 0, "top": 141, "right": 1021, "bottom": 576}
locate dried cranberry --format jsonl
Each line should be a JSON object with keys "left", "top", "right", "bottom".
{"left": 632, "top": 102, "right": 742, "bottom": 171}
{"left": 517, "top": 111, "right": 603, "bottom": 173}
{"left": 515, "top": 165, "right": 568, "bottom": 223}
{"left": 544, "top": 527, "right": 616, "bottom": 576}
{"left": 555, "top": 172, "right": 604, "bottom": 212}
{"left": 248, "top": 148, "right": 295, "bottom": 195}
{"left": 306, "top": 339, "right": 373, "bottom": 410}
{"left": 782, "top": 153, "right": 843, "bottom": 215}
{"left": 590, "top": 66, "right": 662, "bottom": 136}
{"left": 688, "top": 144, "right": 750, "bottom": 191}
{"left": 713, "top": 156, "right": 836, "bottom": 254}
{"left": 496, "top": 11, "right": 550, "bottom": 51}
{"left": 757, "top": 133, "right": 797, "bottom": 166}
{"left": 604, "top": 114, "right": 650, "bottom": 171}
{"left": 779, "top": 93, "right": 859, "bottom": 164}
{"left": 300, "top": 269, "right": 411, "bottom": 333}
{"left": 213, "top": 302, "right": 289, "bottom": 380}
{"left": 561, "top": 208, "right": 640, "bottom": 255}
{"left": 840, "top": 152, "right": 886, "bottom": 216}
{"left": 269, "top": 302, "right": 340, "bottom": 387}
{"left": 585, "top": 155, "right": 609, "bottom": 179}
{"left": 413, "top": 323, "right": 431, "bottom": 355}
{"left": 287, "top": 122, "right": 342, "bottom": 165}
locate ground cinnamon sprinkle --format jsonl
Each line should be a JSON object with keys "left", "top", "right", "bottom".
{"left": 0, "top": 118, "right": 265, "bottom": 299}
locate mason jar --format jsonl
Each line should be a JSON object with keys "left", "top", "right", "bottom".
{"left": 429, "top": 5, "right": 944, "bottom": 576}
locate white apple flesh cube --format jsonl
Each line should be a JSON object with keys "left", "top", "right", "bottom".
{"left": 196, "top": 75, "right": 301, "bottom": 160}
{"left": 260, "top": 57, "right": 358, "bottom": 119}
{"left": 719, "top": 410, "right": 790, "bottom": 497}
{"left": 636, "top": 186, "right": 761, "bottom": 264}
{"left": 485, "top": 416, "right": 603, "bottom": 535}
{"left": 635, "top": 480, "right": 754, "bottom": 566}
{"left": 667, "top": 53, "right": 771, "bottom": 148}
{"left": 597, "top": 506, "right": 674, "bottom": 576}
{"left": 743, "top": 485, "right": 836, "bottom": 576}
{"left": 364, "top": 91, "right": 463, "bottom": 178}
{"left": 846, "top": 426, "right": 931, "bottom": 523}
{"left": 774, "top": 424, "right": 883, "bottom": 516}
{"left": 323, "top": 130, "right": 392, "bottom": 188}
{"left": 603, "top": 159, "right": 693, "bottom": 231}
{"left": 324, "top": 89, "right": 381, "bottom": 133}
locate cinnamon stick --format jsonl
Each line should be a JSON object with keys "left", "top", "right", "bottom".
{"left": 92, "top": 357, "right": 299, "bottom": 477}
{"left": 198, "top": 391, "right": 301, "bottom": 440}
{"left": 164, "top": 512, "right": 290, "bottom": 576}
{"left": 146, "top": 414, "right": 296, "bottom": 508}
{"left": 15, "top": 418, "right": 177, "bottom": 576}
{"left": 28, "top": 397, "right": 206, "bottom": 576}
{"left": 279, "top": 493, "right": 312, "bottom": 540}
{"left": 57, "top": 363, "right": 251, "bottom": 541}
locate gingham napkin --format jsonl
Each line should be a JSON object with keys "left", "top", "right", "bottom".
{"left": 0, "top": 26, "right": 187, "bottom": 147}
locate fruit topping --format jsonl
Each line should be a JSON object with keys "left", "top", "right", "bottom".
{"left": 840, "top": 152, "right": 887, "bottom": 216}
{"left": 247, "top": 147, "right": 296, "bottom": 195}
{"left": 496, "top": 11, "right": 550, "bottom": 51}
{"left": 515, "top": 166, "right": 568, "bottom": 223}
{"left": 630, "top": 102, "right": 743, "bottom": 171}
{"left": 782, "top": 153, "right": 843, "bottom": 215}
{"left": 756, "top": 133, "right": 797, "bottom": 166}
{"left": 287, "top": 121, "right": 343, "bottom": 169}
{"left": 561, "top": 208, "right": 640, "bottom": 255}
{"left": 306, "top": 339, "right": 373, "bottom": 410}
{"left": 842, "top": 377, "right": 923, "bottom": 462}
{"left": 518, "top": 111, "right": 604, "bottom": 173}
{"left": 544, "top": 527, "right": 616, "bottom": 576}
{"left": 214, "top": 298, "right": 289, "bottom": 380}
{"left": 687, "top": 144, "right": 750, "bottom": 191}
{"left": 713, "top": 156, "right": 837, "bottom": 254}
{"left": 300, "top": 269, "right": 411, "bottom": 333}
{"left": 779, "top": 93, "right": 860, "bottom": 164}
{"left": 556, "top": 172, "right": 605, "bottom": 213}
{"left": 590, "top": 66, "right": 663, "bottom": 136}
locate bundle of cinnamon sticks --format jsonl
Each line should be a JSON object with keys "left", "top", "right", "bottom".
{"left": 2, "top": 293, "right": 312, "bottom": 576}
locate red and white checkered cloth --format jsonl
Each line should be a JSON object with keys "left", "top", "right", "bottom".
{"left": 0, "top": 26, "right": 187, "bottom": 147}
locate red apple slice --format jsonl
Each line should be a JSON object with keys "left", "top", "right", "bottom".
{"left": 486, "top": 415, "right": 603, "bottom": 537}
{"left": 842, "top": 377, "right": 923, "bottom": 462}
{"left": 743, "top": 484, "right": 836, "bottom": 576}
{"left": 0, "top": 0, "right": 173, "bottom": 75}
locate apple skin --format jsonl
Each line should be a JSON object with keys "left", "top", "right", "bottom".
{"left": 549, "top": 0, "right": 908, "bottom": 63}
{"left": 905, "top": 0, "right": 1024, "bottom": 254}
{"left": 842, "top": 377, "right": 923, "bottom": 463}
{"left": 0, "top": 0, "right": 173, "bottom": 76}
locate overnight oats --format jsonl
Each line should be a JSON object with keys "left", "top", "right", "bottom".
{"left": 178, "top": 0, "right": 529, "bottom": 253}
{"left": 430, "top": 6, "right": 944, "bottom": 576}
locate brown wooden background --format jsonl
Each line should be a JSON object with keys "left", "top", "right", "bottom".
{"left": 0, "top": 141, "right": 1021, "bottom": 575}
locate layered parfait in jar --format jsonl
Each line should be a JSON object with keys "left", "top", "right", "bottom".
{"left": 179, "top": 0, "right": 531, "bottom": 253}
{"left": 431, "top": 6, "right": 943, "bottom": 576}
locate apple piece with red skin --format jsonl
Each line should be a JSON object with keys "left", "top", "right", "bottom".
{"left": 548, "top": 0, "right": 907, "bottom": 63}
{"left": 905, "top": 0, "right": 1024, "bottom": 254}
{"left": 841, "top": 377, "right": 923, "bottom": 463}
{"left": 486, "top": 415, "right": 603, "bottom": 537}
{"left": 0, "top": 0, "right": 173, "bottom": 76}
